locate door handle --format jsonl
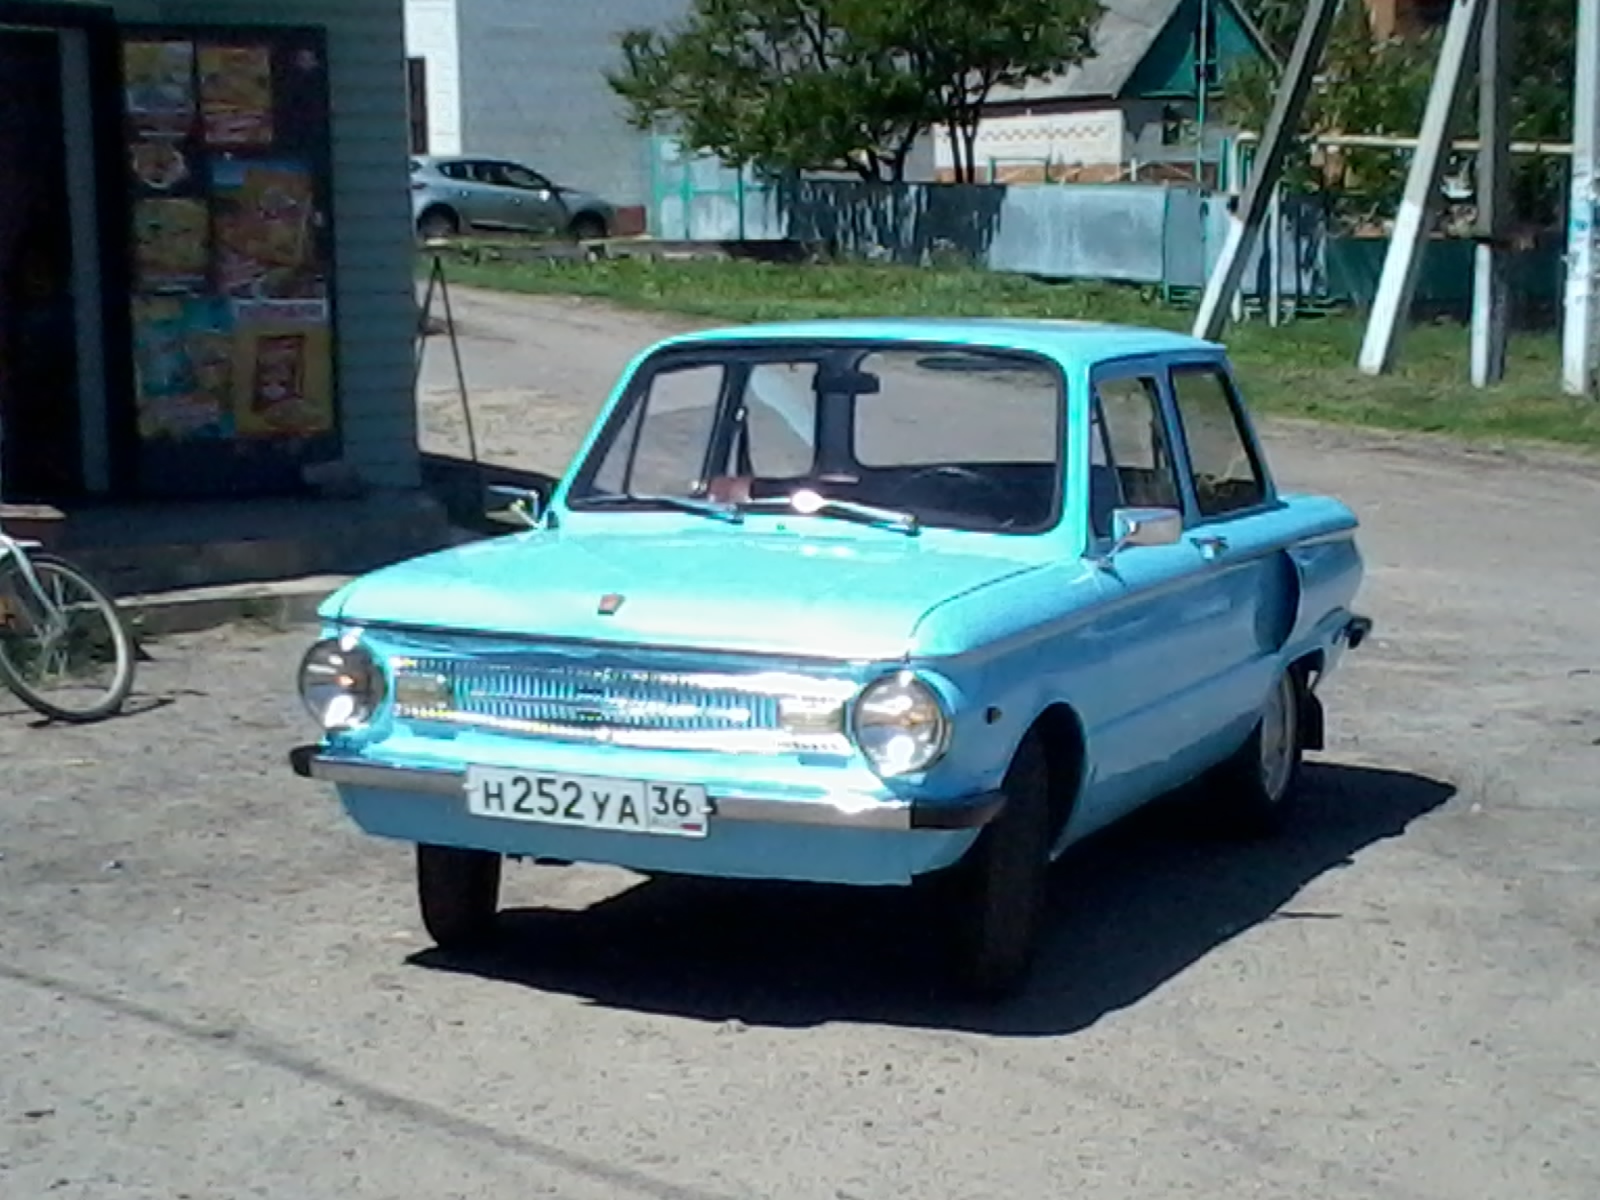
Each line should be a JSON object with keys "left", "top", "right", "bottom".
{"left": 1193, "top": 535, "right": 1229, "bottom": 561}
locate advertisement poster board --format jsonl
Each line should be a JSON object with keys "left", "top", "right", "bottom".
{"left": 119, "top": 24, "right": 338, "bottom": 497}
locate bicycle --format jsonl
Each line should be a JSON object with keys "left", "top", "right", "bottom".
{"left": 0, "top": 528, "right": 136, "bottom": 723}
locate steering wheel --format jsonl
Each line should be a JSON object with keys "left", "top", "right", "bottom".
{"left": 890, "top": 465, "right": 1013, "bottom": 510}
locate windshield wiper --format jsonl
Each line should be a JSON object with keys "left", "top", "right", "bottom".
{"left": 741, "top": 493, "right": 920, "bottom": 536}
{"left": 577, "top": 492, "right": 744, "bottom": 523}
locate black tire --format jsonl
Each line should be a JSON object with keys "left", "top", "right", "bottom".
{"left": 1207, "top": 666, "right": 1306, "bottom": 838}
{"left": 417, "top": 207, "right": 460, "bottom": 241}
{"left": 569, "top": 212, "right": 608, "bottom": 241}
{"left": 944, "top": 731, "right": 1054, "bottom": 1000}
{"left": 0, "top": 552, "right": 135, "bottom": 724}
{"left": 417, "top": 844, "right": 502, "bottom": 951}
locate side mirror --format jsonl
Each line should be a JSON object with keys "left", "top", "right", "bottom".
{"left": 484, "top": 483, "right": 544, "bottom": 529}
{"left": 1090, "top": 506, "right": 1182, "bottom": 569}
{"left": 1110, "top": 506, "right": 1183, "bottom": 551}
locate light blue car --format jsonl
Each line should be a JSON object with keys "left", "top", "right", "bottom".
{"left": 289, "top": 318, "right": 1371, "bottom": 999}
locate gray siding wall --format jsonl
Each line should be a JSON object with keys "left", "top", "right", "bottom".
{"left": 457, "top": 0, "right": 687, "bottom": 207}
{"left": 154, "top": 0, "right": 420, "bottom": 488}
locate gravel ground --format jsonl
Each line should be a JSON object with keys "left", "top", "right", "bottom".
{"left": 1, "top": 289, "right": 1597, "bottom": 1200}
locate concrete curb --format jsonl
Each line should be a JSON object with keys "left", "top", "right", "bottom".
{"left": 122, "top": 575, "right": 351, "bottom": 640}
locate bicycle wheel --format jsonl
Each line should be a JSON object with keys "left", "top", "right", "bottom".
{"left": 0, "top": 551, "right": 136, "bottom": 723}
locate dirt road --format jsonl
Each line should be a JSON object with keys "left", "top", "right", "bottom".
{"left": 1, "top": 287, "right": 1597, "bottom": 1199}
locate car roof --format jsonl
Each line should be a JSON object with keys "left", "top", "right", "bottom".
{"left": 655, "top": 316, "right": 1223, "bottom": 363}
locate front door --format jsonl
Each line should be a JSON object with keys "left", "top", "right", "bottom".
{"left": 482, "top": 161, "right": 566, "bottom": 234}
{"left": 1071, "top": 360, "right": 1230, "bottom": 831}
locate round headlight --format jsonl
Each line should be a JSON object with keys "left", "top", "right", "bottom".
{"left": 852, "top": 671, "right": 951, "bottom": 777}
{"left": 299, "top": 634, "right": 385, "bottom": 730}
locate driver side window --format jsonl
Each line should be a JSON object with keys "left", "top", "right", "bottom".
{"left": 1089, "top": 374, "right": 1182, "bottom": 538}
{"left": 591, "top": 365, "right": 724, "bottom": 496}
{"left": 500, "top": 164, "right": 550, "bottom": 191}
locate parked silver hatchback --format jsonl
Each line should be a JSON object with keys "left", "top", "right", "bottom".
{"left": 410, "top": 154, "right": 615, "bottom": 241}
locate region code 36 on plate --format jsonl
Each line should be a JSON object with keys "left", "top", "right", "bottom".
{"left": 464, "top": 765, "right": 710, "bottom": 838}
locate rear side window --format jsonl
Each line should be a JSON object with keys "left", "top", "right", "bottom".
{"left": 1168, "top": 365, "right": 1267, "bottom": 518}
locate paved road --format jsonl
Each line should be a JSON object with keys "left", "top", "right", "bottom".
{"left": 2, "top": 288, "right": 1598, "bottom": 1199}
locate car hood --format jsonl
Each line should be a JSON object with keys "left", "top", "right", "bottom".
{"left": 325, "top": 527, "right": 1047, "bottom": 659}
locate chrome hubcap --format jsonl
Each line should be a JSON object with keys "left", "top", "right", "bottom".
{"left": 1258, "top": 673, "right": 1298, "bottom": 802}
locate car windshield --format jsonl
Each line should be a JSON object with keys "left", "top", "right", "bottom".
{"left": 566, "top": 342, "right": 1064, "bottom": 534}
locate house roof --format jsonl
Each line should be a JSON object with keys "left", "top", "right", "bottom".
{"left": 984, "top": 0, "right": 1271, "bottom": 107}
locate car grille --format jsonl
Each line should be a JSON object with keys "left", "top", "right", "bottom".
{"left": 387, "top": 653, "right": 856, "bottom": 754}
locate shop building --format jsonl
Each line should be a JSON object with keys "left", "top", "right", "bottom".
{"left": 0, "top": 0, "right": 423, "bottom": 516}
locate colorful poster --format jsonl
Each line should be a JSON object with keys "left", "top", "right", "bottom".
{"left": 123, "top": 40, "right": 195, "bottom": 136}
{"left": 129, "top": 139, "right": 193, "bottom": 193}
{"left": 198, "top": 44, "right": 274, "bottom": 146}
{"left": 231, "top": 317, "right": 334, "bottom": 438}
{"left": 131, "top": 297, "right": 235, "bottom": 439}
{"left": 211, "top": 159, "right": 324, "bottom": 299}
{"left": 133, "top": 197, "right": 211, "bottom": 292}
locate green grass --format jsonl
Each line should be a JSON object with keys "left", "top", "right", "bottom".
{"left": 442, "top": 253, "right": 1600, "bottom": 452}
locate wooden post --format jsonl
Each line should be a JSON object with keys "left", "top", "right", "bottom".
{"left": 1470, "top": 0, "right": 1512, "bottom": 387}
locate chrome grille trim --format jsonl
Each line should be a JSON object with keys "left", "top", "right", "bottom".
{"left": 386, "top": 654, "right": 859, "bottom": 755}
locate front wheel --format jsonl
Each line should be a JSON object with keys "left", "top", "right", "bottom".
{"left": 417, "top": 844, "right": 502, "bottom": 951}
{"left": 942, "top": 732, "right": 1054, "bottom": 1000}
{"left": 0, "top": 552, "right": 136, "bottom": 724}
{"left": 1207, "top": 666, "right": 1306, "bottom": 837}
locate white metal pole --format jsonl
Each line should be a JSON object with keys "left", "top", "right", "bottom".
{"left": 1358, "top": 0, "right": 1488, "bottom": 376}
{"left": 1192, "top": 0, "right": 1342, "bottom": 341}
{"left": 1562, "top": 0, "right": 1600, "bottom": 395}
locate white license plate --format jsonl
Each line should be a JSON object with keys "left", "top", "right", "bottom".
{"left": 463, "top": 766, "right": 710, "bottom": 839}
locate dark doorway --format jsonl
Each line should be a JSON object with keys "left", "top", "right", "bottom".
{"left": 0, "top": 29, "right": 81, "bottom": 503}
{"left": 407, "top": 56, "right": 429, "bottom": 154}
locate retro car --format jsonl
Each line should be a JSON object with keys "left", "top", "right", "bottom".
{"left": 288, "top": 317, "right": 1371, "bottom": 999}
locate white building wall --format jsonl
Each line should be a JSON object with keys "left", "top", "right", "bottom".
{"left": 938, "top": 109, "right": 1129, "bottom": 180}
{"left": 404, "top": 0, "right": 461, "bottom": 155}
{"left": 456, "top": 0, "right": 689, "bottom": 207}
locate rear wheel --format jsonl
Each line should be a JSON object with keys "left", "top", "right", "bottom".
{"left": 1208, "top": 666, "right": 1306, "bottom": 837}
{"left": 417, "top": 844, "right": 502, "bottom": 950}
{"left": 943, "top": 732, "right": 1054, "bottom": 1000}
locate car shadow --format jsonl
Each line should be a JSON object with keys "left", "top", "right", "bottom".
{"left": 406, "top": 762, "right": 1454, "bottom": 1036}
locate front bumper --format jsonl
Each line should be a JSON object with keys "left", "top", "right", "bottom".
{"left": 287, "top": 745, "right": 1005, "bottom": 833}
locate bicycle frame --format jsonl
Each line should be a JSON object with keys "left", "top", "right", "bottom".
{"left": 0, "top": 530, "right": 65, "bottom": 632}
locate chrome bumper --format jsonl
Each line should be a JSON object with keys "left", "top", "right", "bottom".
{"left": 288, "top": 745, "right": 1004, "bottom": 833}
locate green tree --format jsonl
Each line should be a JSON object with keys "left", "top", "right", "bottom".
{"left": 1228, "top": 0, "right": 1576, "bottom": 230}
{"left": 607, "top": 0, "right": 1097, "bottom": 184}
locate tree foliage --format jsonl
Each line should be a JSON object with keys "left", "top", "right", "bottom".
{"left": 607, "top": 0, "right": 1097, "bottom": 184}
{"left": 1229, "top": 0, "right": 1577, "bottom": 230}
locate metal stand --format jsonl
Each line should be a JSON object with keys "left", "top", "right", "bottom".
{"left": 1193, "top": 0, "right": 1343, "bottom": 341}
{"left": 1358, "top": 0, "right": 1490, "bottom": 376}
{"left": 414, "top": 248, "right": 482, "bottom": 470}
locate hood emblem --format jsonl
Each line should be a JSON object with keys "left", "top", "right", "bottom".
{"left": 597, "top": 593, "right": 625, "bottom": 616}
